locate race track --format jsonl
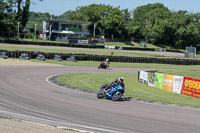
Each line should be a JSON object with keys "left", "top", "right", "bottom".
{"left": 0, "top": 65, "right": 200, "bottom": 133}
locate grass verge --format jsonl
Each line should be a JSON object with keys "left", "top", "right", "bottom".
{"left": 31, "top": 59, "right": 200, "bottom": 70}
{"left": 0, "top": 45, "right": 156, "bottom": 57}
{"left": 57, "top": 70, "right": 200, "bottom": 107}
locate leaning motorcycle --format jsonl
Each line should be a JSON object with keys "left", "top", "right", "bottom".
{"left": 97, "top": 83, "right": 125, "bottom": 101}
{"left": 98, "top": 62, "right": 109, "bottom": 69}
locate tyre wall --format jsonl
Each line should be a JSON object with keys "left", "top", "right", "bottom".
{"left": 1, "top": 50, "right": 200, "bottom": 65}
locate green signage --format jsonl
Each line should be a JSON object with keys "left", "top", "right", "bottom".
{"left": 155, "top": 72, "right": 164, "bottom": 89}
{"left": 68, "top": 28, "right": 80, "bottom": 31}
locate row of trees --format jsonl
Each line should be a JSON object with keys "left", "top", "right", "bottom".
{"left": 0, "top": 0, "right": 42, "bottom": 34}
{"left": 63, "top": 4, "right": 131, "bottom": 40}
{"left": 64, "top": 3, "right": 200, "bottom": 48}
{"left": 1, "top": 1, "right": 200, "bottom": 48}
{"left": 0, "top": 0, "right": 31, "bottom": 33}
{"left": 132, "top": 3, "right": 200, "bottom": 48}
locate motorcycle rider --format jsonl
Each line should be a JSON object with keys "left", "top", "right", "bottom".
{"left": 99, "top": 58, "right": 110, "bottom": 68}
{"left": 104, "top": 77, "right": 125, "bottom": 91}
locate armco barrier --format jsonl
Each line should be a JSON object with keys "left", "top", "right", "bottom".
{"left": 1, "top": 49, "right": 200, "bottom": 65}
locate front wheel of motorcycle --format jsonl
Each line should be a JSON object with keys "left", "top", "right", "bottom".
{"left": 97, "top": 92, "right": 104, "bottom": 99}
{"left": 111, "top": 91, "right": 122, "bottom": 101}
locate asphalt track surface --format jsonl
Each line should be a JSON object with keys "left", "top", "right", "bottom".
{"left": 0, "top": 65, "right": 200, "bottom": 133}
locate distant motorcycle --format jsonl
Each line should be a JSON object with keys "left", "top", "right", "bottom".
{"left": 98, "top": 61, "right": 109, "bottom": 69}
{"left": 97, "top": 83, "right": 125, "bottom": 101}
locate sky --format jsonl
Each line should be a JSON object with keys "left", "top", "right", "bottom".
{"left": 30, "top": 0, "right": 200, "bottom": 16}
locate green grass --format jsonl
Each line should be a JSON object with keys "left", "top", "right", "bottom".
{"left": 0, "top": 36, "right": 179, "bottom": 50}
{"left": 58, "top": 70, "right": 200, "bottom": 107}
{"left": 104, "top": 42, "right": 160, "bottom": 48}
{"left": 0, "top": 44, "right": 196, "bottom": 59}
{"left": 22, "top": 39, "right": 66, "bottom": 43}
{"left": 103, "top": 42, "right": 185, "bottom": 52}
{"left": 0, "top": 45, "right": 157, "bottom": 57}
{"left": 159, "top": 70, "right": 200, "bottom": 79}
{"left": 31, "top": 59, "right": 200, "bottom": 70}
{"left": 103, "top": 42, "right": 136, "bottom": 47}
{"left": 1, "top": 39, "right": 185, "bottom": 52}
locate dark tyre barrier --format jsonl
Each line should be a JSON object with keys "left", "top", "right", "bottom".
{"left": 0, "top": 49, "right": 200, "bottom": 65}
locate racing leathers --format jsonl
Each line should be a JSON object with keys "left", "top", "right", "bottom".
{"left": 100, "top": 60, "right": 110, "bottom": 68}
{"left": 104, "top": 78, "right": 124, "bottom": 91}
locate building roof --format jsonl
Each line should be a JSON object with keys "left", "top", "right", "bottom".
{"left": 45, "top": 20, "right": 91, "bottom": 25}
{"left": 73, "top": 31, "right": 90, "bottom": 35}
{"left": 51, "top": 30, "right": 90, "bottom": 35}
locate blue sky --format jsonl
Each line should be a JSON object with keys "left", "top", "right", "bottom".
{"left": 30, "top": 0, "right": 200, "bottom": 16}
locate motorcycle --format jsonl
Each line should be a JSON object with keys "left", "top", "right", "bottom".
{"left": 98, "top": 61, "right": 109, "bottom": 69}
{"left": 97, "top": 83, "right": 125, "bottom": 101}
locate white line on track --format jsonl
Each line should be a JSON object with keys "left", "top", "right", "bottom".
{"left": 46, "top": 74, "right": 64, "bottom": 89}
{"left": 0, "top": 109, "right": 126, "bottom": 133}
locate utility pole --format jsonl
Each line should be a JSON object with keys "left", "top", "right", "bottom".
{"left": 93, "top": 23, "right": 96, "bottom": 40}
{"left": 17, "top": 22, "right": 20, "bottom": 38}
{"left": 34, "top": 24, "right": 37, "bottom": 40}
{"left": 49, "top": 25, "right": 52, "bottom": 41}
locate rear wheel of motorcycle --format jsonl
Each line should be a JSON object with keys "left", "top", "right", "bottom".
{"left": 97, "top": 92, "right": 104, "bottom": 99}
{"left": 112, "top": 91, "right": 122, "bottom": 101}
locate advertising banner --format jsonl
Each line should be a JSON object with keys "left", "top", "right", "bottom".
{"left": 155, "top": 72, "right": 164, "bottom": 89}
{"left": 182, "top": 77, "right": 200, "bottom": 98}
{"left": 172, "top": 76, "right": 183, "bottom": 94}
{"left": 163, "top": 74, "right": 174, "bottom": 92}
{"left": 78, "top": 40, "right": 88, "bottom": 44}
{"left": 148, "top": 73, "right": 155, "bottom": 87}
{"left": 105, "top": 45, "right": 115, "bottom": 49}
{"left": 138, "top": 71, "right": 148, "bottom": 85}
{"left": 193, "top": 78, "right": 200, "bottom": 98}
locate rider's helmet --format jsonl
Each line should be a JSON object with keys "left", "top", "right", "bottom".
{"left": 106, "top": 59, "right": 109, "bottom": 61}
{"left": 119, "top": 77, "right": 124, "bottom": 82}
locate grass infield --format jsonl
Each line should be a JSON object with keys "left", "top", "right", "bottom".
{"left": 32, "top": 59, "right": 200, "bottom": 70}
{"left": 51, "top": 60, "right": 200, "bottom": 107}
{"left": 0, "top": 45, "right": 155, "bottom": 57}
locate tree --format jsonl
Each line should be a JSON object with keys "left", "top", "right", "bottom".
{"left": 0, "top": 0, "right": 42, "bottom": 34}
{"left": 25, "top": 11, "right": 52, "bottom": 32}
{"left": 64, "top": 4, "right": 131, "bottom": 39}
{"left": 0, "top": 0, "right": 16, "bottom": 33}
{"left": 132, "top": 3, "right": 171, "bottom": 43}
{"left": 103, "top": 7, "right": 128, "bottom": 38}
{"left": 175, "top": 12, "right": 200, "bottom": 48}
{"left": 66, "top": 4, "right": 112, "bottom": 36}
{"left": 15, "top": 0, "right": 31, "bottom": 32}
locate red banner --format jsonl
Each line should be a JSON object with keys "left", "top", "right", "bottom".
{"left": 182, "top": 77, "right": 200, "bottom": 98}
